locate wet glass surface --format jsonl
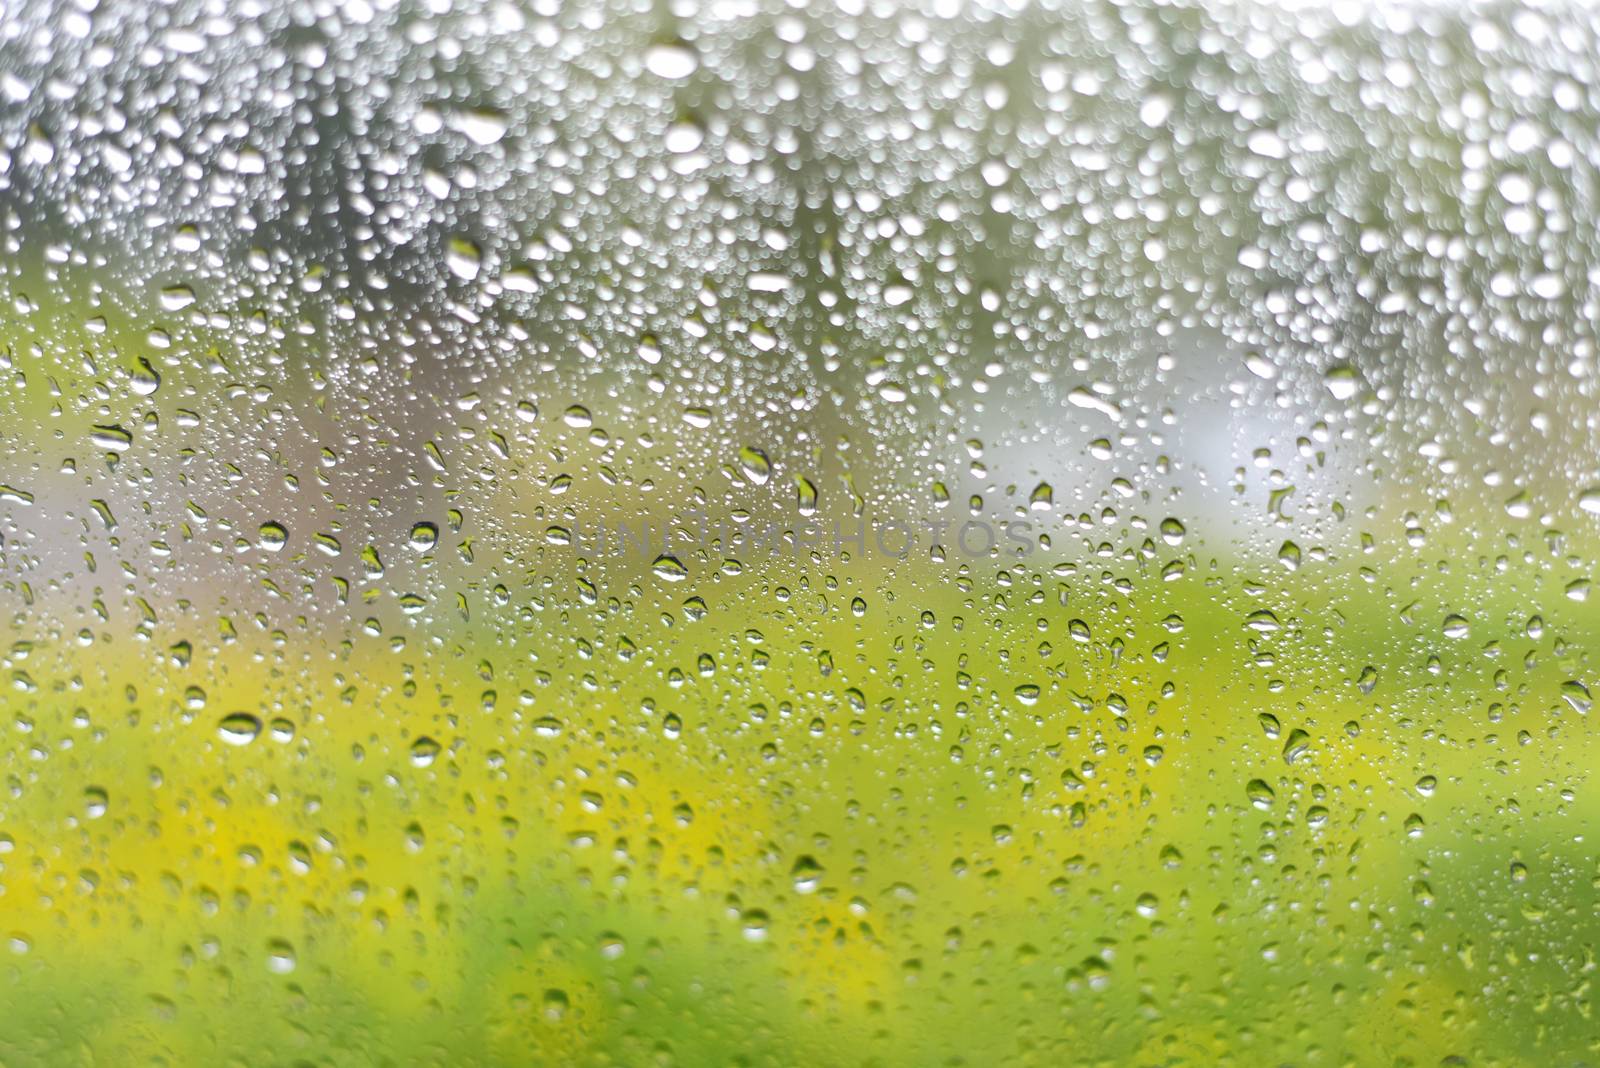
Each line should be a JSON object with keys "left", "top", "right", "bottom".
{"left": 1, "top": 2, "right": 1598, "bottom": 1063}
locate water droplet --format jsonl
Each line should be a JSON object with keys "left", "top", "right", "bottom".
{"left": 1324, "top": 364, "right": 1360, "bottom": 400}
{"left": 652, "top": 554, "right": 688, "bottom": 581}
{"left": 644, "top": 41, "right": 698, "bottom": 79}
{"left": 1245, "top": 610, "right": 1281, "bottom": 633}
{"left": 795, "top": 477, "right": 817, "bottom": 516}
{"left": 451, "top": 106, "right": 508, "bottom": 146}
{"left": 740, "top": 909, "right": 769, "bottom": 942}
{"left": 410, "top": 736, "right": 442, "bottom": 767}
{"left": 258, "top": 521, "right": 289, "bottom": 552}
{"left": 131, "top": 357, "right": 162, "bottom": 396}
{"left": 83, "top": 786, "right": 109, "bottom": 819}
{"left": 1282, "top": 729, "right": 1310, "bottom": 765}
{"left": 159, "top": 285, "right": 196, "bottom": 310}
{"left": 446, "top": 237, "right": 482, "bottom": 281}
{"left": 218, "top": 713, "right": 263, "bottom": 746}
{"left": 791, "top": 855, "right": 824, "bottom": 894}
{"left": 90, "top": 424, "right": 133, "bottom": 452}
{"left": 266, "top": 939, "right": 296, "bottom": 974}
{"left": 1244, "top": 351, "right": 1277, "bottom": 380}
{"left": 738, "top": 446, "right": 771, "bottom": 485}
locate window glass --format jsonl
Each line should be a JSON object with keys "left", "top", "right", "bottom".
{"left": 1, "top": 3, "right": 1596, "bottom": 1064}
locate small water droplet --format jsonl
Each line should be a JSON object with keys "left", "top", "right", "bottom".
{"left": 738, "top": 446, "right": 771, "bottom": 485}
{"left": 652, "top": 554, "right": 688, "bottom": 581}
{"left": 258, "top": 521, "right": 288, "bottom": 552}
{"left": 410, "top": 735, "right": 442, "bottom": 767}
{"left": 218, "top": 713, "right": 263, "bottom": 746}
{"left": 644, "top": 41, "right": 698, "bottom": 80}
